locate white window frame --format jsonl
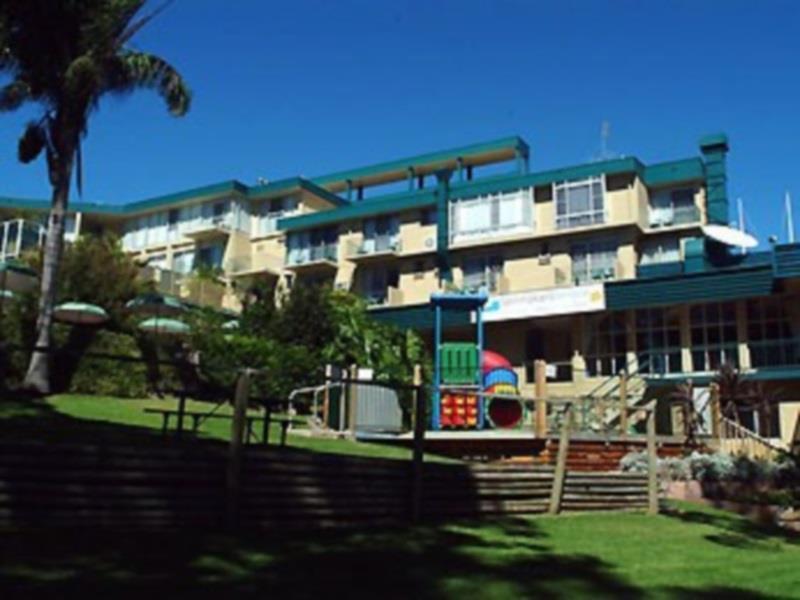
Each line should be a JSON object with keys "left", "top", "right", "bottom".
{"left": 449, "top": 187, "right": 534, "bottom": 244}
{"left": 571, "top": 240, "right": 617, "bottom": 285}
{"left": 554, "top": 176, "right": 606, "bottom": 230}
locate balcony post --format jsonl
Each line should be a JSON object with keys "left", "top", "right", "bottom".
{"left": 534, "top": 359, "right": 548, "bottom": 437}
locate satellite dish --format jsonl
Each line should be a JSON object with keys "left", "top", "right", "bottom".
{"left": 702, "top": 224, "right": 758, "bottom": 249}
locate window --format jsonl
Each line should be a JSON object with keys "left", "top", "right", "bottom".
{"left": 585, "top": 313, "right": 627, "bottom": 377}
{"left": 571, "top": 240, "right": 617, "bottom": 285}
{"left": 258, "top": 197, "right": 298, "bottom": 236}
{"left": 636, "top": 307, "right": 682, "bottom": 375}
{"left": 287, "top": 226, "right": 338, "bottom": 265}
{"left": 362, "top": 215, "right": 399, "bottom": 253}
{"left": 449, "top": 188, "right": 533, "bottom": 243}
{"left": 649, "top": 188, "right": 698, "bottom": 227}
{"left": 690, "top": 302, "right": 738, "bottom": 371}
{"left": 196, "top": 244, "right": 224, "bottom": 270}
{"left": 146, "top": 254, "right": 169, "bottom": 270}
{"left": 554, "top": 176, "right": 605, "bottom": 230}
{"left": 747, "top": 297, "right": 799, "bottom": 367}
{"left": 462, "top": 255, "right": 503, "bottom": 292}
{"left": 172, "top": 250, "right": 195, "bottom": 274}
{"left": 361, "top": 266, "right": 399, "bottom": 305}
{"left": 639, "top": 237, "right": 681, "bottom": 265}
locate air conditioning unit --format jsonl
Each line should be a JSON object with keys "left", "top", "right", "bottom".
{"left": 334, "top": 281, "right": 349, "bottom": 291}
{"left": 538, "top": 254, "right": 551, "bottom": 265}
{"left": 424, "top": 236, "right": 435, "bottom": 249}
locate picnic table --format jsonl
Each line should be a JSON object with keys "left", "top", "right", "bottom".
{"left": 144, "top": 402, "right": 294, "bottom": 446}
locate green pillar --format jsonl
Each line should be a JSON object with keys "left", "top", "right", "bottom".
{"left": 346, "top": 179, "right": 353, "bottom": 202}
{"left": 436, "top": 169, "right": 452, "bottom": 284}
{"left": 700, "top": 133, "right": 729, "bottom": 225}
{"left": 407, "top": 167, "right": 415, "bottom": 191}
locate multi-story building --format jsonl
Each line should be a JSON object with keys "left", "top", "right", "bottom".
{"left": 1, "top": 134, "right": 798, "bottom": 445}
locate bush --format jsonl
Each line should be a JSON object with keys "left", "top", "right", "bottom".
{"left": 688, "top": 452, "right": 735, "bottom": 482}
{"left": 67, "top": 331, "right": 149, "bottom": 398}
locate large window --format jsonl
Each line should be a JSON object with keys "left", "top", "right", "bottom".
{"left": 585, "top": 313, "right": 627, "bottom": 377}
{"left": 554, "top": 176, "right": 605, "bottom": 230}
{"left": 362, "top": 215, "right": 400, "bottom": 253}
{"left": 172, "top": 249, "right": 195, "bottom": 274}
{"left": 571, "top": 240, "right": 617, "bottom": 285}
{"left": 639, "top": 237, "right": 681, "bottom": 265}
{"left": 449, "top": 188, "right": 533, "bottom": 244}
{"left": 462, "top": 255, "right": 504, "bottom": 293}
{"left": 649, "top": 188, "right": 699, "bottom": 227}
{"left": 747, "top": 297, "right": 800, "bottom": 367}
{"left": 196, "top": 244, "right": 224, "bottom": 270}
{"left": 636, "top": 307, "right": 683, "bottom": 375}
{"left": 690, "top": 302, "right": 738, "bottom": 371}
{"left": 286, "top": 226, "right": 338, "bottom": 265}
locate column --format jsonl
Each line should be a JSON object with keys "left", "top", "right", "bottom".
{"left": 736, "top": 300, "right": 751, "bottom": 369}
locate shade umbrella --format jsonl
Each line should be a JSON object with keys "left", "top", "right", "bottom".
{"left": 126, "top": 292, "right": 185, "bottom": 317}
{"left": 54, "top": 302, "right": 109, "bottom": 326}
{"left": 0, "top": 290, "right": 13, "bottom": 300}
{"left": 222, "top": 319, "right": 239, "bottom": 330}
{"left": 138, "top": 317, "right": 190, "bottom": 336}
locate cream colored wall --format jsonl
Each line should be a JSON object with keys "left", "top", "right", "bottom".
{"left": 399, "top": 211, "right": 437, "bottom": 255}
{"left": 397, "top": 259, "right": 440, "bottom": 305}
{"left": 779, "top": 402, "right": 800, "bottom": 447}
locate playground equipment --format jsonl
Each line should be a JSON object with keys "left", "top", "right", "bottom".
{"left": 431, "top": 292, "right": 526, "bottom": 430}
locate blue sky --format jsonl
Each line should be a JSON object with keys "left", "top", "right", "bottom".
{"left": 1, "top": 0, "right": 799, "bottom": 244}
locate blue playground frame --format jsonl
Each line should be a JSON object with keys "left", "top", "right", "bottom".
{"left": 430, "top": 291, "right": 488, "bottom": 430}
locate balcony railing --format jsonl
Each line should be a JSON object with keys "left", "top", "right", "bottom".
{"left": 573, "top": 261, "right": 624, "bottom": 286}
{"left": 139, "top": 266, "right": 225, "bottom": 309}
{"left": 224, "top": 253, "right": 283, "bottom": 277}
{"left": 182, "top": 214, "right": 235, "bottom": 238}
{"left": 345, "top": 236, "right": 401, "bottom": 259}
{"left": 286, "top": 243, "right": 338, "bottom": 267}
{"left": 649, "top": 205, "right": 701, "bottom": 228}
{"left": 365, "top": 287, "right": 404, "bottom": 307}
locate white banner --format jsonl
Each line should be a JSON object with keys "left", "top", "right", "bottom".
{"left": 481, "top": 284, "right": 606, "bottom": 323}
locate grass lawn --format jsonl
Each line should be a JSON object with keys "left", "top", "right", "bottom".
{"left": 0, "top": 393, "right": 421, "bottom": 460}
{"left": 0, "top": 502, "right": 797, "bottom": 598}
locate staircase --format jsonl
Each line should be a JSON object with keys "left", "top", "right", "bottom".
{"left": 579, "top": 360, "right": 652, "bottom": 434}
{"left": 539, "top": 438, "right": 685, "bottom": 472}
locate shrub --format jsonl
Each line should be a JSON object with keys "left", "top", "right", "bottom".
{"left": 66, "top": 331, "right": 149, "bottom": 398}
{"left": 688, "top": 451, "right": 735, "bottom": 482}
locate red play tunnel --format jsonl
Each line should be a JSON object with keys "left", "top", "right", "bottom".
{"left": 486, "top": 397, "right": 524, "bottom": 429}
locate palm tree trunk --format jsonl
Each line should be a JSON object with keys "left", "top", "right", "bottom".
{"left": 22, "top": 171, "right": 70, "bottom": 394}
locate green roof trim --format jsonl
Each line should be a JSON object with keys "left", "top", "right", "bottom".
{"left": 278, "top": 189, "right": 436, "bottom": 232}
{"left": 642, "top": 158, "right": 705, "bottom": 186}
{"left": 606, "top": 263, "right": 775, "bottom": 310}
{"left": 0, "top": 177, "right": 346, "bottom": 218}
{"left": 311, "top": 136, "right": 528, "bottom": 188}
{"left": 369, "top": 303, "right": 471, "bottom": 330}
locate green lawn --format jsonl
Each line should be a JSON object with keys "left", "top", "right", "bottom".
{"left": 0, "top": 393, "right": 421, "bottom": 460}
{"left": 0, "top": 502, "right": 797, "bottom": 598}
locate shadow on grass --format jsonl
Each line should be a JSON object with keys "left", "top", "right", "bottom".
{"left": 0, "top": 518, "right": 646, "bottom": 599}
{"left": 663, "top": 502, "right": 799, "bottom": 547}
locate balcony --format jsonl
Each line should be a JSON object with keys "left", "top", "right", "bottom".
{"left": 139, "top": 266, "right": 226, "bottom": 309}
{"left": 345, "top": 237, "right": 401, "bottom": 262}
{"left": 366, "top": 286, "right": 404, "bottom": 308}
{"left": 181, "top": 215, "right": 234, "bottom": 241}
{"left": 1, "top": 219, "right": 44, "bottom": 261}
{"left": 285, "top": 243, "right": 339, "bottom": 273}
{"left": 649, "top": 205, "right": 701, "bottom": 228}
{"left": 224, "top": 253, "right": 283, "bottom": 280}
{"left": 573, "top": 261, "right": 625, "bottom": 286}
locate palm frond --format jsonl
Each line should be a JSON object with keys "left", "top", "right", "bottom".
{"left": 112, "top": 51, "right": 191, "bottom": 116}
{"left": 18, "top": 120, "right": 46, "bottom": 163}
{"left": 0, "top": 79, "right": 30, "bottom": 111}
{"left": 116, "top": 0, "right": 174, "bottom": 49}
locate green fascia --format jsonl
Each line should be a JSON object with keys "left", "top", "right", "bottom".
{"left": 310, "top": 135, "right": 529, "bottom": 188}
{"left": 642, "top": 158, "right": 705, "bottom": 186}
{"left": 277, "top": 188, "right": 437, "bottom": 232}
{"left": 699, "top": 133, "right": 729, "bottom": 152}
{"left": 247, "top": 178, "right": 347, "bottom": 207}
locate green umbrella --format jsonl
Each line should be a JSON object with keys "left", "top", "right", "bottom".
{"left": 138, "top": 317, "right": 190, "bottom": 336}
{"left": 126, "top": 293, "right": 185, "bottom": 317}
{"left": 222, "top": 319, "right": 239, "bottom": 330}
{"left": 54, "top": 302, "right": 109, "bottom": 326}
{"left": 0, "top": 290, "right": 13, "bottom": 300}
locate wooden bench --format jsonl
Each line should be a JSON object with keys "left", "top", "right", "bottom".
{"left": 144, "top": 406, "right": 294, "bottom": 446}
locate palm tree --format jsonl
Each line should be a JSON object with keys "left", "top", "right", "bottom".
{"left": 0, "top": 1, "right": 191, "bottom": 393}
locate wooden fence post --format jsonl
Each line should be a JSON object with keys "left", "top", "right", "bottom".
{"left": 709, "top": 382, "right": 721, "bottom": 440}
{"left": 347, "top": 364, "right": 359, "bottom": 438}
{"left": 619, "top": 370, "right": 628, "bottom": 436}
{"left": 411, "top": 364, "right": 426, "bottom": 523}
{"left": 646, "top": 403, "right": 659, "bottom": 515}
{"left": 548, "top": 403, "right": 572, "bottom": 515}
{"left": 534, "top": 360, "right": 548, "bottom": 438}
{"left": 226, "top": 368, "right": 251, "bottom": 528}
{"left": 322, "top": 364, "right": 332, "bottom": 426}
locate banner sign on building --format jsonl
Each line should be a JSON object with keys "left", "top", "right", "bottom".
{"left": 481, "top": 284, "right": 606, "bottom": 323}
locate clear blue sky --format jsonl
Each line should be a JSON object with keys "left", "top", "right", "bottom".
{"left": 1, "top": 0, "right": 799, "bottom": 244}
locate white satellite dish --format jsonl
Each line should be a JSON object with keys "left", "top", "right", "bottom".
{"left": 702, "top": 224, "right": 758, "bottom": 249}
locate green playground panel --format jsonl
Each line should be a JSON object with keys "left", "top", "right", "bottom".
{"left": 440, "top": 342, "right": 479, "bottom": 384}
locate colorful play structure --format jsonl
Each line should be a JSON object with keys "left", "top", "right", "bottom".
{"left": 431, "top": 292, "right": 528, "bottom": 430}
